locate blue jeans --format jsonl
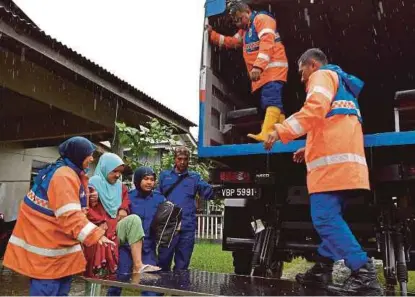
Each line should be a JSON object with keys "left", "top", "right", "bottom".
{"left": 29, "top": 276, "right": 72, "bottom": 296}
{"left": 310, "top": 191, "right": 369, "bottom": 271}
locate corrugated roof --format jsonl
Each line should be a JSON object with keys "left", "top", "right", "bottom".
{"left": 0, "top": 0, "right": 38, "bottom": 27}
{"left": 0, "top": 5, "right": 196, "bottom": 128}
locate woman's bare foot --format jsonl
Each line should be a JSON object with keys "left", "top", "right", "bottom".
{"left": 133, "top": 262, "right": 144, "bottom": 274}
{"left": 133, "top": 264, "right": 161, "bottom": 274}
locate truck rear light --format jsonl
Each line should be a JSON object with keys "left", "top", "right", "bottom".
{"left": 407, "top": 165, "right": 415, "bottom": 178}
{"left": 220, "top": 171, "right": 251, "bottom": 183}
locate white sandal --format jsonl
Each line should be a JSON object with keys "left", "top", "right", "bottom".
{"left": 137, "top": 264, "right": 161, "bottom": 273}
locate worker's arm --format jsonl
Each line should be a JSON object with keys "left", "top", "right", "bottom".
{"left": 156, "top": 171, "right": 165, "bottom": 194}
{"left": 196, "top": 174, "right": 214, "bottom": 200}
{"left": 275, "top": 70, "right": 337, "bottom": 143}
{"left": 252, "top": 14, "right": 277, "bottom": 71}
{"left": 48, "top": 167, "right": 105, "bottom": 247}
{"left": 210, "top": 28, "right": 243, "bottom": 49}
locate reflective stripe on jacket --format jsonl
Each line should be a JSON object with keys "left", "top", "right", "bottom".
{"left": 275, "top": 69, "right": 369, "bottom": 194}
{"left": 3, "top": 166, "right": 104, "bottom": 279}
{"left": 210, "top": 11, "right": 288, "bottom": 92}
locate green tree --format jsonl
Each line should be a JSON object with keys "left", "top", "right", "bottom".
{"left": 115, "top": 118, "right": 221, "bottom": 212}
{"left": 116, "top": 118, "right": 212, "bottom": 177}
{"left": 116, "top": 118, "right": 176, "bottom": 171}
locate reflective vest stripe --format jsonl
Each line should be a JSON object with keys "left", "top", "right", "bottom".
{"left": 219, "top": 34, "right": 225, "bottom": 47}
{"left": 265, "top": 61, "right": 288, "bottom": 69}
{"left": 257, "top": 52, "right": 270, "bottom": 62}
{"left": 330, "top": 100, "right": 362, "bottom": 117}
{"left": 9, "top": 235, "right": 82, "bottom": 257}
{"left": 77, "top": 222, "right": 97, "bottom": 243}
{"left": 24, "top": 196, "right": 54, "bottom": 217}
{"left": 286, "top": 115, "right": 305, "bottom": 136}
{"left": 26, "top": 190, "right": 50, "bottom": 209}
{"left": 307, "top": 86, "right": 334, "bottom": 101}
{"left": 258, "top": 28, "right": 275, "bottom": 38}
{"left": 234, "top": 33, "right": 242, "bottom": 42}
{"left": 307, "top": 153, "right": 367, "bottom": 172}
{"left": 55, "top": 203, "right": 82, "bottom": 217}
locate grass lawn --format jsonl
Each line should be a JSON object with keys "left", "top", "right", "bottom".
{"left": 121, "top": 241, "right": 415, "bottom": 295}
{"left": 189, "top": 241, "right": 314, "bottom": 278}
{"left": 189, "top": 240, "right": 234, "bottom": 273}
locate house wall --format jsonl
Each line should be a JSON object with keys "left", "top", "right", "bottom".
{"left": 0, "top": 144, "right": 59, "bottom": 222}
{"left": 138, "top": 149, "right": 163, "bottom": 167}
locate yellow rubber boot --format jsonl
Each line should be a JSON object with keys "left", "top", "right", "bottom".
{"left": 247, "top": 106, "right": 281, "bottom": 142}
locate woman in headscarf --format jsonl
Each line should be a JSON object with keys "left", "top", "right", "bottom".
{"left": 85, "top": 153, "right": 159, "bottom": 280}
{"left": 130, "top": 167, "right": 166, "bottom": 269}
{"left": 3, "top": 136, "right": 114, "bottom": 296}
{"left": 107, "top": 166, "right": 165, "bottom": 296}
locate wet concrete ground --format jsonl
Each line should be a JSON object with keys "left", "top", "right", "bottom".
{"left": 0, "top": 263, "right": 87, "bottom": 296}
{"left": 1, "top": 260, "right": 414, "bottom": 296}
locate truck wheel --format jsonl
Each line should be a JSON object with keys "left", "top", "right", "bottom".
{"left": 406, "top": 260, "right": 415, "bottom": 271}
{"left": 267, "top": 260, "right": 284, "bottom": 279}
{"left": 232, "top": 251, "right": 252, "bottom": 275}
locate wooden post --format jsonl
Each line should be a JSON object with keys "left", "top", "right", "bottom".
{"left": 112, "top": 132, "right": 124, "bottom": 159}
{"left": 112, "top": 103, "right": 124, "bottom": 159}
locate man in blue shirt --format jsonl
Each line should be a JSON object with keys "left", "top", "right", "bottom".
{"left": 157, "top": 146, "right": 214, "bottom": 271}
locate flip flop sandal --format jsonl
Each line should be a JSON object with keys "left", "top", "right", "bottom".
{"left": 138, "top": 264, "right": 162, "bottom": 273}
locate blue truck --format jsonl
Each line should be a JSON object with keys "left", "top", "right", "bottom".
{"left": 198, "top": 0, "right": 415, "bottom": 294}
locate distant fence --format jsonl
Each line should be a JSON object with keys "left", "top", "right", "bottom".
{"left": 196, "top": 214, "right": 223, "bottom": 240}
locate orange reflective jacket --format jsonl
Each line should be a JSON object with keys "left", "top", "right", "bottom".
{"left": 275, "top": 69, "right": 369, "bottom": 194}
{"left": 3, "top": 166, "right": 104, "bottom": 279}
{"left": 210, "top": 11, "right": 288, "bottom": 92}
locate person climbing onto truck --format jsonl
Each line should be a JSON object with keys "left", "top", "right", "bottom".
{"left": 263, "top": 48, "right": 383, "bottom": 296}
{"left": 207, "top": 0, "right": 288, "bottom": 142}
{"left": 157, "top": 146, "right": 214, "bottom": 271}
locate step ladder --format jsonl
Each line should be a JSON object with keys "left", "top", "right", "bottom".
{"left": 222, "top": 107, "right": 262, "bottom": 144}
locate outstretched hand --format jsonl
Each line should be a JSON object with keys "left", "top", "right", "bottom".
{"left": 98, "top": 235, "right": 115, "bottom": 246}
{"left": 293, "top": 147, "right": 306, "bottom": 163}
{"left": 88, "top": 189, "right": 98, "bottom": 207}
{"left": 264, "top": 130, "right": 280, "bottom": 151}
{"left": 205, "top": 24, "right": 213, "bottom": 35}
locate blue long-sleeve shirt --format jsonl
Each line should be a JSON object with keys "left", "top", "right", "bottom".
{"left": 128, "top": 189, "right": 165, "bottom": 264}
{"left": 157, "top": 168, "right": 214, "bottom": 231}
{"left": 128, "top": 189, "right": 165, "bottom": 239}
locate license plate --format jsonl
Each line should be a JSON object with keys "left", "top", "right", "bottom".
{"left": 218, "top": 187, "right": 259, "bottom": 198}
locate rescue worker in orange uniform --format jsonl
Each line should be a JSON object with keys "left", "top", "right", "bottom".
{"left": 207, "top": 1, "right": 288, "bottom": 142}
{"left": 264, "top": 48, "right": 382, "bottom": 296}
{"left": 3, "top": 136, "right": 114, "bottom": 296}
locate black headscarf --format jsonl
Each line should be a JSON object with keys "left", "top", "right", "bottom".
{"left": 134, "top": 166, "right": 156, "bottom": 194}
{"left": 58, "top": 136, "right": 96, "bottom": 170}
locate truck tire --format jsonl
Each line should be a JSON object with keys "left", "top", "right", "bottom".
{"left": 233, "top": 250, "right": 284, "bottom": 279}
{"left": 267, "top": 259, "right": 284, "bottom": 279}
{"left": 232, "top": 251, "right": 253, "bottom": 275}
